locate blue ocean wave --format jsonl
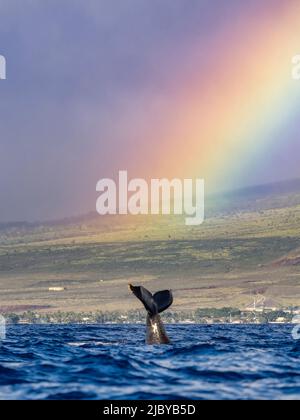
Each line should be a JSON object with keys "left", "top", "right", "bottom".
{"left": 0, "top": 324, "right": 299, "bottom": 400}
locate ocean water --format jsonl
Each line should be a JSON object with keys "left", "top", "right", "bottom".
{"left": 0, "top": 324, "right": 299, "bottom": 400}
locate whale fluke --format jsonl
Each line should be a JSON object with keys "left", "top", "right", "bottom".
{"left": 128, "top": 284, "right": 173, "bottom": 344}
{"left": 153, "top": 290, "right": 173, "bottom": 314}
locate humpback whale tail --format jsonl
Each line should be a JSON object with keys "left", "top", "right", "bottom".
{"left": 128, "top": 284, "right": 173, "bottom": 344}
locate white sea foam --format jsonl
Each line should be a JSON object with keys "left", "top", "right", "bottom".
{"left": 67, "top": 341, "right": 118, "bottom": 347}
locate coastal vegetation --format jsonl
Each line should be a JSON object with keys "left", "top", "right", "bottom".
{"left": 2, "top": 307, "right": 297, "bottom": 325}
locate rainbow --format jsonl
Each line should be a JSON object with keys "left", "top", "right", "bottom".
{"left": 138, "top": 1, "right": 300, "bottom": 193}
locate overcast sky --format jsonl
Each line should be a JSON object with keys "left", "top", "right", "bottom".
{"left": 0, "top": 0, "right": 299, "bottom": 222}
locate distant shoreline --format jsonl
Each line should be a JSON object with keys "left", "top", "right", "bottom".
{"left": 1, "top": 308, "right": 297, "bottom": 326}
{"left": 5, "top": 321, "right": 293, "bottom": 325}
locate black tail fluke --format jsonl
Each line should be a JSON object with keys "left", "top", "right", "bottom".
{"left": 128, "top": 284, "right": 157, "bottom": 315}
{"left": 153, "top": 290, "right": 173, "bottom": 313}
{"left": 129, "top": 284, "right": 173, "bottom": 315}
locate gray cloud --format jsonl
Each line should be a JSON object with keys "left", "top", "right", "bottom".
{"left": 0, "top": 0, "right": 299, "bottom": 221}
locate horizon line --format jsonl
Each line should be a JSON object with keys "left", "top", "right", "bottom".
{"left": 1, "top": 175, "right": 300, "bottom": 226}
